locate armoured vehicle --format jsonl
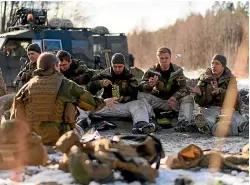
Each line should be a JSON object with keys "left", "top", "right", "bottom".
{"left": 92, "top": 26, "right": 134, "bottom": 69}
{"left": 0, "top": 7, "right": 135, "bottom": 89}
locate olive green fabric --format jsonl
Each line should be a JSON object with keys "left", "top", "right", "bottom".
{"left": 56, "top": 131, "right": 165, "bottom": 183}
{"left": 10, "top": 69, "right": 105, "bottom": 145}
{"left": 89, "top": 67, "right": 138, "bottom": 103}
{"left": 194, "top": 67, "right": 238, "bottom": 109}
{"left": 139, "top": 63, "right": 189, "bottom": 101}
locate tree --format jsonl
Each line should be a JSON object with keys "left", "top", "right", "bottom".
{"left": 1, "top": 1, "right": 7, "bottom": 33}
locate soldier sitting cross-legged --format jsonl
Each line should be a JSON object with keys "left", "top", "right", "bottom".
{"left": 138, "top": 46, "right": 195, "bottom": 132}
{"left": 88, "top": 53, "right": 157, "bottom": 134}
{"left": 192, "top": 54, "right": 248, "bottom": 136}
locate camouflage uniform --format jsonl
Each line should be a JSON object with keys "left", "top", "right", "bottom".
{"left": 0, "top": 68, "right": 7, "bottom": 96}
{"left": 56, "top": 130, "right": 164, "bottom": 184}
{"left": 14, "top": 61, "right": 37, "bottom": 90}
{"left": 88, "top": 67, "right": 152, "bottom": 132}
{"left": 138, "top": 63, "right": 194, "bottom": 124}
{"left": 194, "top": 67, "right": 248, "bottom": 136}
{"left": 61, "top": 59, "right": 95, "bottom": 86}
{"left": 10, "top": 69, "right": 105, "bottom": 145}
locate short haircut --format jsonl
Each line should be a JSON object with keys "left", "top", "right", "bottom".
{"left": 37, "top": 52, "right": 59, "bottom": 71}
{"left": 56, "top": 50, "right": 71, "bottom": 62}
{"left": 156, "top": 46, "right": 171, "bottom": 57}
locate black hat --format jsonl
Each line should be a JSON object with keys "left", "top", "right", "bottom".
{"left": 111, "top": 53, "right": 125, "bottom": 65}
{"left": 212, "top": 54, "right": 227, "bottom": 67}
{"left": 27, "top": 43, "right": 41, "bottom": 54}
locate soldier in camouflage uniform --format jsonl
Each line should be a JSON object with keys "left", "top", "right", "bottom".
{"left": 0, "top": 68, "right": 8, "bottom": 121}
{"left": 13, "top": 43, "right": 41, "bottom": 90}
{"left": 192, "top": 54, "right": 248, "bottom": 136}
{"left": 138, "top": 47, "right": 194, "bottom": 131}
{"left": 88, "top": 53, "right": 156, "bottom": 134}
{"left": 10, "top": 53, "right": 118, "bottom": 145}
{"left": 56, "top": 50, "right": 95, "bottom": 87}
{"left": 0, "top": 68, "right": 7, "bottom": 96}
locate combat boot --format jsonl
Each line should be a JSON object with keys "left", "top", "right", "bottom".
{"left": 132, "top": 121, "right": 156, "bottom": 134}
{"left": 154, "top": 110, "right": 173, "bottom": 128}
{"left": 175, "top": 120, "right": 199, "bottom": 133}
{"left": 194, "top": 113, "right": 211, "bottom": 135}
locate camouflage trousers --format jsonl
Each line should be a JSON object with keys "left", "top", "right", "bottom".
{"left": 196, "top": 106, "right": 248, "bottom": 136}
{"left": 137, "top": 92, "right": 194, "bottom": 123}
{"left": 91, "top": 100, "right": 150, "bottom": 125}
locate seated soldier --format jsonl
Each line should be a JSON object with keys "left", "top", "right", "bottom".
{"left": 88, "top": 53, "right": 157, "bottom": 134}
{"left": 138, "top": 46, "right": 195, "bottom": 131}
{"left": 192, "top": 54, "right": 248, "bottom": 136}
{"left": 10, "top": 52, "right": 118, "bottom": 146}
{"left": 56, "top": 50, "right": 95, "bottom": 87}
{"left": 14, "top": 43, "right": 42, "bottom": 90}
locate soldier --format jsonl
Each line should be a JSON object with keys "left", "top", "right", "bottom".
{"left": 14, "top": 43, "right": 41, "bottom": 89}
{"left": 10, "top": 52, "right": 118, "bottom": 145}
{"left": 0, "top": 68, "right": 7, "bottom": 96}
{"left": 138, "top": 46, "right": 194, "bottom": 131}
{"left": 192, "top": 54, "right": 248, "bottom": 136}
{"left": 56, "top": 50, "right": 95, "bottom": 86}
{"left": 88, "top": 53, "right": 157, "bottom": 134}
{"left": 4, "top": 40, "right": 26, "bottom": 57}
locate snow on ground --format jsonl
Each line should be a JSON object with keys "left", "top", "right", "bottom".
{"left": 237, "top": 78, "right": 249, "bottom": 90}
{"left": 0, "top": 72, "right": 248, "bottom": 185}
{"left": 0, "top": 166, "right": 249, "bottom": 185}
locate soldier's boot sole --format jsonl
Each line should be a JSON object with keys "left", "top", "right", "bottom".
{"left": 195, "top": 114, "right": 211, "bottom": 135}
{"left": 195, "top": 114, "right": 207, "bottom": 133}
{"left": 132, "top": 123, "right": 156, "bottom": 134}
{"left": 195, "top": 114, "right": 206, "bottom": 128}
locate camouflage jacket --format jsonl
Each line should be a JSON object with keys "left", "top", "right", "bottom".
{"left": 10, "top": 69, "right": 105, "bottom": 145}
{"left": 139, "top": 63, "right": 189, "bottom": 100}
{"left": 11, "top": 69, "right": 105, "bottom": 119}
{"left": 61, "top": 59, "right": 95, "bottom": 86}
{"left": 88, "top": 67, "right": 138, "bottom": 103}
{"left": 194, "top": 67, "right": 239, "bottom": 109}
{"left": 14, "top": 61, "right": 37, "bottom": 88}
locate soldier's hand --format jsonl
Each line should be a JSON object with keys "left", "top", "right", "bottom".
{"left": 103, "top": 79, "right": 112, "bottom": 87}
{"left": 148, "top": 75, "right": 158, "bottom": 87}
{"left": 211, "top": 81, "right": 220, "bottom": 95}
{"left": 167, "top": 96, "right": 177, "bottom": 108}
{"left": 104, "top": 97, "right": 119, "bottom": 108}
{"left": 191, "top": 86, "right": 202, "bottom": 95}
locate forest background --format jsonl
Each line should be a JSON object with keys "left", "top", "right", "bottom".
{"left": 0, "top": 1, "right": 248, "bottom": 77}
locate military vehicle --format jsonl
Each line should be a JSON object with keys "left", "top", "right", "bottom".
{"left": 91, "top": 26, "right": 134, "bottom": 69}
{"left": 0, "top": 7, "right": 135, "bottom": 89}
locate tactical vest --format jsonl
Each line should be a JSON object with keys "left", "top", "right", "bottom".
{"left": 25, "top": 73, "right": 64, "bottom": 126}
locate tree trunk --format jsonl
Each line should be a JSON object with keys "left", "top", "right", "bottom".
{"left": 1, "top": 1, "right": 7, "bottom": 33}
